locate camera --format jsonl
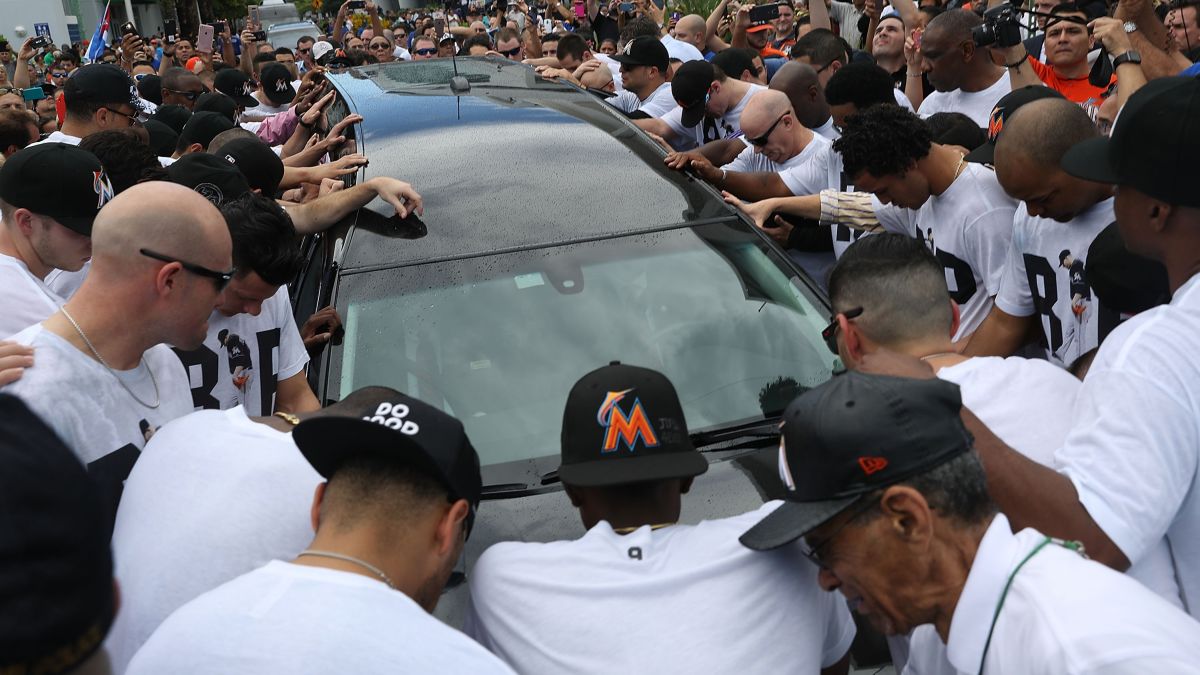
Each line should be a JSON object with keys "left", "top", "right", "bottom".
{"left": 30, "top": 35, "right": 53, "bottom": 51}
{"left": 971, "top": 4, "right": 1023, "bottom": 48}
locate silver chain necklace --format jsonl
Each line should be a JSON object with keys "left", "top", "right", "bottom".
{"left": 296, "top": 549, "right": 397, "bottom": 589}
{"left": 60, "top": 305, "right": 160, "bottom": 409}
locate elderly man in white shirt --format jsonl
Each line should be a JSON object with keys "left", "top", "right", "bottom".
{"left": 741, "top": 371, "right": 1200, "bottom": 674}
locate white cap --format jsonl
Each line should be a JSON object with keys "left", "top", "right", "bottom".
{"left": 312, "top": 41, "right": 335, "bottom": 62}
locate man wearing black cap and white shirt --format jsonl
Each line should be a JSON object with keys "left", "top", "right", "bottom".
{"left": 29, "top": 64, "right": 147, "bottom": 148}
{"left": 126, "top": 387, "right": 514, "bottom": 674}
{"left": 607, "top": 37, "right": 675, "bottom": 118}
{"left": 465, "top": 363, "right": 854, "bottom": 674}
{"left": 214, "top": 68, "right": 259, "bottom": 116}
{"left": 0, "top": 144, "right": 110, "bottom": 338}
{"left": 885, "top": 76, "right": 1200, "bottom": 622}
{"left": 244, "top": 63, "right": 295, "bottom": 119}
{"left": 740, "top": 371, "right": 1200, "bottom": 673}
{"left": 634, "top": 60, "right": 767, "bottom": 150}
{"left": 171, "top": 111, "right": 236, "bottom": 160}
{"left": 967, "top": 92, "right": 1123, "bottom": 369}
{"left": 0, "top": 395, "right": 119, "bottom": 675}
{"left": 1, "top": 182, "right": 233, "bottom": 513}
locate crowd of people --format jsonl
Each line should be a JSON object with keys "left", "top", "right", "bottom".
{"left": 1, "top": 0, "right": 1199, "bottom": 671}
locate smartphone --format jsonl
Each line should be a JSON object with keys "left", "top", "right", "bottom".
{"left": 252, "top": 30, "right": 268, "bottom": 41}
{"left": 618, "top": 2, "right": 634, "bottom": 11}
{"left": 749, "top": 3, "right": 781, "bottom": 23}
{"left": 120, "top": 21, "right": 137, "bottom": 36}
{"left": 346, "top": 0, "right": 367, "bottom": 9}
{"left": 163, "top": 19, "right": 178, "bottom": 42}
{"left": 213, "top": 20, "right": 227, "bottom": 34}
{"left": 248, "top": 5, "right": 260, "bottom": 25}
{"left": 574, "top": 1, "right": 586, "bottom": 17}
{"left": 912, "top": 28, "right": 923, "bottom": 51}
{"left": 542, "top": 17, "right": 554, "bottom": 31}
{"left": 653, "top": 0, "right": 664, "bottom": 7}
{"left": 196, "top": 24, "right": 215, "bottom": 53}
{"left": 30, "top": 35, "right": 53, "bottom": 51}
{"left": 21, "top": 86, "right": 47, "bottom": 101}
{"left": 435, "top": 18, "right": 446, "bottom": 35}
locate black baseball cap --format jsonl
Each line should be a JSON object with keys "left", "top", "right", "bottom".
{"left": 166, "top": 152, "right": 251, "bottom": 206}
{"left": 136, "top": 73, "right": 162, "bottom": 106}
{"left": 259, "top": 63, "right": 296, "bottom": 106}
{"left": 0, "top": 395, "right": 114, "bottom": 675}
{"left": 671, "top": 60, "right": 716, "bottom": 128}
{"left": 0, "top": 143, "right": 112, "bottom": 235}
{"left": 177, "top": 111, "right": 235, "bottom": 151}
{"left": 1062, "top": 76, "right": 1200, "bottom": 207}
{"left": 150, "top": 103, "right": 191, "bottom": 134}
{"left": 293, "top": 388, "right": 484, "bottom": 536}
{"left": 740, "top": 371, "right": 973, "bottom": 551}
{"left": 143, "top": 119, "right": 179, "bottom": 157}
{"left": 611, "top": 37, "right": 669, "bottom": 74}
{"left": 219, "top": 137, "right": 285, "bottom": 196}
{"left": 965, "top": 85, "right": 1064, "bottom": 165}
{"left": 1085, "top": 221, "right": 1171, "bottom": 315}
{"left": 558, "top": 362, "right": 707, "bottom": 487}
{"left": 62, "top": 63, "right": 143, "bottom": 114}
{"left": 194, "top": 91, "right": 237, "bottom": 122}
{"left": 213, "top": 68, "right": 258, "bottom": 108}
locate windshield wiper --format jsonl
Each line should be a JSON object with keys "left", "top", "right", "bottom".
{"left": 690, "top": 416, "right": 782, "bottom": 453}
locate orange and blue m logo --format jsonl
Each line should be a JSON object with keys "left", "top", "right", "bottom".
{"left": 596, "top": 389, "right": 660, "bottom": 454}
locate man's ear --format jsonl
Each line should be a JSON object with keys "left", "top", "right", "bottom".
{"left": 948, "top": 299, "right": 961, "bottom": 339}
{"left": 11, "top": 208, "right": 36, "bottom": 237}
{"left": 310, "top": 482, "right": 328, "bottom": 533}
{"left": 436, "top": 499, "right": 471, "bottom": 557}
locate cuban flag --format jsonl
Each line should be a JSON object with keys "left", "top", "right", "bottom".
{"left": 86, "top": 1, "right": 112, "bottom": 63}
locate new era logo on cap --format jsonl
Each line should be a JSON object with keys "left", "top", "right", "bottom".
{"left": 596, "top": 389, "right": 659, "bottom": 454}
{"left": 363, "top": 401, "right": 420, "bottom": 435}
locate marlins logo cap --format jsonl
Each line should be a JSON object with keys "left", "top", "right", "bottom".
{"left": 964, "top": 86, "right": 1064, "bottom": 165}
{"left": 0, "top": 143, "right": 112, "bottom": 236}
{"left": 558, "top": 362, "right": 707, "bottom": 487}
{"left": 740, "top": 371, "right": 973, "bottom": 551}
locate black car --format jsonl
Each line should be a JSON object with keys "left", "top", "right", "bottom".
{"left": 294, "top": 57, "right": 843, "bottom": 628}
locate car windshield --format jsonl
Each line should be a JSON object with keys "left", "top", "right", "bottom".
{"left": 328, "top": 219, "right": 834, "bottom": 484}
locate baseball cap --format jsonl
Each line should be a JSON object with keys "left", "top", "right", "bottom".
{"left": 1062, "top": 76, "right": 1200, "bottom": 206}
{"left": 0, "top": 395, "right": 114, "bottom": 675}
{"left": 611, "top": 37, "right": 669, "bottom": 74}
{"left": 260, "top": 63, "right": 296, "bottom": 106}
{"left": 557, "top": 362, "right": 707, "bottom": 487}
{"left": 194, "top": 91, "right": 237, "bottom": 122}
{"left": 150, "top": 103, "right": 191, "bottom": 134}
{"left": 143, "top": 119, "right": 179, "bottom": 157}
{"left": 62, "top": 63, "right": 143, "bottom": 114}
{"left": 213, "top": 68, "right": 258, "bottom": 108}
{"left": 740, "top": 371, "right": 973, "bottom": 551}
{"left": 965, "top": 85, "right": 1064, "bottom": 165}
{"left": 177, "top": 111, "right": 235, "bottom": 151}
{"left": 136, "top": 73, "right": 162, "bottom": 105}
{"left": 219, "top": 137, "right": 285, "bottom": 195}
{"left": 747, "top": 23, "right": 773, "bottom": 32}
{"left": 292, "top": 388, "right": 484, "bottom": 535}
{"left": 312, "top": 40, "right": 336, "bottom": 65}
{"left": 671, "top": 60, "right": 716, "bottom": 128}
{"left": 1085, "top": 221, "right": 1171, "bottom": 315}
{"left": 0, "top": 143, "right": 113, "bottom": 236}
{"left": 166, "top": 152, "right": 251, "bottom": 206}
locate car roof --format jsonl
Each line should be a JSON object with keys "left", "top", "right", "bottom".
{"left": 325, "top": 58, "right": 737, "bottom": 273}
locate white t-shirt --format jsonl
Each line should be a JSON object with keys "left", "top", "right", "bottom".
{"left": 0, "top": 253, "right": 64, "bottom": 338}
{"left": 0, "top": 324, "right": 193, "bottom": 487}
{"left": 918, "top": 70, "right": 1011, "bottom": 128}
{"left": 724, "top": 129, "right": 829, "bottom": 173}
{"left": 608, "top": 81, "right": 676, "bottom": 118}
{"left": 872, "top": 163, "right": 1017, "bottom": 340}
{"left": 812, "top": 116, "right": 840, "bottom": 140}
{"left": 779, "top": 143, "right": 868, "bottom": 258}
{"left": 43, "top": 263, "right": 88, "bottom": 301}
{"left": 917, "top": 515, "right": 1200, "bottom": 674}
{"left": 829, "top": 0, "right": 866, "bottom": 49}
{"left": 938, "top": 356, "right": 1079, "bottom": 468}
{"left": 893, "top": 86, "right": 915, "bottom": 110}
{"left": 173, "top": 286, "right": 308, "bottom": 417}
{"left": 27, "top": 130, "right": 82, "bottom": 147}
{"left": 106, "top": 406, "right": 321, "bottom": 674}
{"left": 660, "top": 34, "right": 705, "bottom": 62}
{"left": 995, "top": 197, "right": 1119, "bottom": 368}
{"left": 465, "top": 502, "right": 856, "bottom": 674}
{"left": 661, "top": 82, "right": 767, "bottom": 149}
{"left": 1057, "top": 273, "right": 1200, "bottom": 620}
{"left": 126, "top": 561, "right": 516, "bottom": 675}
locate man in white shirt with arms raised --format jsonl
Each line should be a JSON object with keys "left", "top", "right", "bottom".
{"left": 917, "top": 10, "right": 1011, "bottom": 127}
{"left": 127, "top": 389, "right": 513, "bottom": 674}
{"left": 466, "top": 363, "right": 855, "bottom": 674}
{"left": 739, "top": 371, "right": 1200, "bottom": 674}
{"left": 0, "top": 144, "right": 106, "bottom": 338}
{"left": 1, "top": 182, "right": 233, "bottom": 515}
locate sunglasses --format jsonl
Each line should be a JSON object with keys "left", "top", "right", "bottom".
{"left": 0, "top": 86, "right": 18, "bottom": 95}
{"left": 821, "top": 306, "right": 863, "bottom": 355}
{"left": 746, "top": 112, "right": 788, "bottom": 147}
{"left": 497, "top": 46, "right": 521, "bottom": 56}
{"left": 369, "top": 42, "right": 391, "bottom": 49}
{"left": 140, "top": 249, "right": 236, "bottom": 292}
{"left": 298, "top": 48, "right": 311, "bottom": 53}
{"left": 165, "top": 88, "right": 202, "bottom": 101}
{"left": 414, "top": 47, "right": 438, "bottom": 55}
{"left": 101, "top": 106, "right": 148, "bottom": 126}
{"left": 799, "top": 494, "right": 879, "bottom": 568}
{"left": 52, "top": 71, "right": 67, "bottom": 78}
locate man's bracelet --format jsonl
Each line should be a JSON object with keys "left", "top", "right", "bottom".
{"left": 1005, "top": 56, "right": 1026, "bottom": 68}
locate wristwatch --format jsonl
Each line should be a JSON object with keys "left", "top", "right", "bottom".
{"left": 1112, "top": 50, "right": 1142, "bottom": 67}
{"left": 1122, "top": 21, "right": 1137, "bottom": 33}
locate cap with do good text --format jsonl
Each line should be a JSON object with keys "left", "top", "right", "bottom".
{"left": 740, "top": 371, "right": 973, "bottom": 551}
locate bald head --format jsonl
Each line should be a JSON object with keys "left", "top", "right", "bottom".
{"left": 580, "top": 63, "right": 614, "bottom": 90}
{"left": 90, "top": 181, "right": 232, "bottom": 280}
{"left": 741, "top": 89, "right": 794, "bottom": 135}
{"left": 995, "top": 98, "right": 1098, "bottom": 168}
{"left": 674, "top": 14, "right": 708, "bottom": 49}
{"left": 770, "top": 61, "right": 828, "bottom": 129}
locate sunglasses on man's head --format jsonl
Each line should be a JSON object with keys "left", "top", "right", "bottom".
{"left": 822, "top": 306, "right": 863, "bottom": 355}
{"left": 414, "top": 47, "right": 438, "bottom": 55}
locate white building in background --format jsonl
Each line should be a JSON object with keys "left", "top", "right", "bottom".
{"left": 1, "top": 0, "right": 164, "bottom": 51}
